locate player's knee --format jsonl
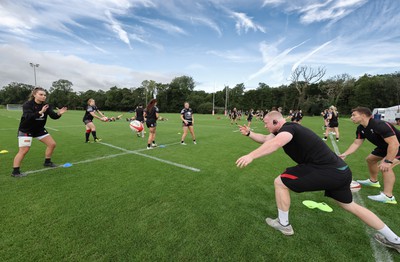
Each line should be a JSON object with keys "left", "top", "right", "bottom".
{"left": 274, "top": 176, "right": 284, "bottom": 187}
{"left": 366, "top": 156, "right": 378, "bottom": 164}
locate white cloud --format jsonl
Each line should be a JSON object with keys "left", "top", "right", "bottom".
{"left": 0, "top": 44, "right": 172, "bottom": 91}
{"left": 231, "top": 12, "right": 266, "bottom": 34}
{"left": 249, "top": 40, "right": 307, "bottom": 80}
{"left": 105, "top": 10, "right": 132, "bottom": 48}
{"left": 291, "top": 40, "right": 333, "bottom": 71}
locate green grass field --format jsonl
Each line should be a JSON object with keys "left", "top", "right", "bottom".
{"left": 1, "top": 109, "right": 399, "bottom": 261}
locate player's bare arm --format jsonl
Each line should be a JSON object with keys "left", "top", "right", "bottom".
{"left": 238, "top": 124, "right": 273, "bottom": 143}
{"left": 236, "top": 131, "right": 293, "bottom": 168}
{"left": 339, "top": 139, "right": 364, "bottom": 159}
{"left": 379, "top": 135, "right": 400, "bottom": 171}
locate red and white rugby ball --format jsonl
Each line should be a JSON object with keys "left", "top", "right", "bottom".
{"left": 129, "top": 120, "right": 144, "bottom": 132}
{"left": 350, "top": 180, "right": 361, "bottom": 193}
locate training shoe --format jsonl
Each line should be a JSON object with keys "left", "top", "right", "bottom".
{"left": 181, "top": 142, "right": 187, "bottom": 145}
{"left": 265, "top": 218, "right": 294, "bottom": 236}
{"left": 152, "top": 143, "right": 157, "bottom": 147}
{"left": 367, "top": 192, "right": 397, "bottom": 204}
{"left": 356, "top": 178, "right": 381, "bottom": 188}
{"left": 374, "top": 233, "right": 400, "bottom": 253}
{"left": 193, "top": 141, "right": 197, "bottom": 145}
{"left": 94, "top": 138, "right": 102, "bottom": 142}
{"left": 147, "top": 146, "right": 153, "bottom": 150}
{"left": 11, "top": 173, "right": 27, "bottom": 178}
{"left": 322, "top": 138, "right": 327, "bottom": 141}
{"left": 44, "top": 162, "right": 59, "bottom": 168}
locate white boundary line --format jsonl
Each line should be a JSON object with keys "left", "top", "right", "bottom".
{"left": 329, "top": 133, "right": 393, "bottom": 262}
{"left": 99, "top": 142, "right": 201, "bottom": 172}
{"left": 46, "top": 127, "right": 59, "bottom": 131}
{"left": 24, "top": 141, "right": 200, "bottom": 175}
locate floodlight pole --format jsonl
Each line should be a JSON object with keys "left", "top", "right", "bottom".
{"left": 224, "top": 85, "right": 228, "bottom": 116}
{"left": 30, "top": 63, "right": 39, "bottom": 87}
{"left": 212, "top": 83, "right": 215, "bottom": 115}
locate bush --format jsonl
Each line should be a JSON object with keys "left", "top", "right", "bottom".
{"left": 196, "top": 102, "right": 213, "bottom": 114}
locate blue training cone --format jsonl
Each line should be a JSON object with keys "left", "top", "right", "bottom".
{"left": 63, "top": 163, "right": 73, "bottom": 167}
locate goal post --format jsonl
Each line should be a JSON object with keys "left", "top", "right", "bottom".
{"left": 6, "top": 104, "right": 23, "bottom": 111}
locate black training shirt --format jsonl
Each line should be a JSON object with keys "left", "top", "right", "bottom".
{"left": 356, "top": 118, "right": 400, "bottom": 150}
{"left": 136, "top": 107, "right": 144, "bottom": 121}
{"left": 82, "top": 105, "right": 99, "bottom": 122}
{"left": 18, "top": 100, "right": 60, "bottom": 133}
{"left": 277, "top": 122, "right": 346, "bottom": 168}
{"left": 145, "top": 106, "right": 159, "bottom": 121}
{"left": 181, "top": 108, "right": 193, "bottom": 121}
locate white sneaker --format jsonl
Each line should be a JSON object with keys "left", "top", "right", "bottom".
{"left": 181, "top": 142, "right": 187, "bottom": 145}
{"left": 356, "top": 178, "right": 381, "bottom": 188}
{"left": 368, "top": 192, "right": 397, "bottom": 204}
{"left": 147, "top": 146, "right": 153, "bottom": 150}
{"left": 152, "top": 143, "right": 157, "bottom": 147}
{"left": 265, "top": 218, "right": 294, "bottom": 236}
{"left": 193, "top": 141, "right": 197, "bottom": 144}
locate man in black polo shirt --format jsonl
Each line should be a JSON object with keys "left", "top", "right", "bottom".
{"left": 340, "top": 107, "right": 399, "bottom": 204}
{"left": 236, "top": 111, "right": 400, "bottom": 252}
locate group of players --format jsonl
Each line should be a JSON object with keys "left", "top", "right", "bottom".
{"left": 9, "top": 87, "right": 400, "bottom": 253}
{"left": 11, "top": 88, "right": 197, "bottom": 177}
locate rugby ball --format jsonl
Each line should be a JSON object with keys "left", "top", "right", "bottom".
{"left": 350, "top": 180, "right": 361, "bottom": 193}
{"left": 129, "top": 120, "right": 144, "bottom": 132}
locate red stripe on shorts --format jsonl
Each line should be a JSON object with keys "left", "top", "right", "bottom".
{"left": 280, "top": 174, "right": 298, "bottom": 180}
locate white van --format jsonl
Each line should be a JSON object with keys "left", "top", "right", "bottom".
{"left": 372, "top": 108, "right": 386, "bottom": 120}
{"left": 372, "top": 106, "right": 400, "bottom": 123}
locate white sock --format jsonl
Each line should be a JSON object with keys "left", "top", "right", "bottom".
{"left": 378, "top": 225, "right": 400, "bottom": 244}
{"left": 278, "top": 209, "right": 289, "bottom": 226}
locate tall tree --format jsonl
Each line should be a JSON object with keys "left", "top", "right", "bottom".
{"left": 290, "top": 66, "right": 326, "bottom": 108}
{"left": 0, "top": 82, "right": 33, "bottom": 104}
{"left": 319, "top": 73, "right": 355, "bottom": 106}
{"left": 48, "top": 79, "right": 75, "bottom": 108}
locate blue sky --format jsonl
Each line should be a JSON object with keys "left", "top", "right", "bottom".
{"left": 1, "top": 0, "right": 399, "bottom": 93}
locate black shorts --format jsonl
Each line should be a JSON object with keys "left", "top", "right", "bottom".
{"left": 371, "top": 147, "right": 400, "bottom": 158}
{"left": 280, "top": 164, "right": 353, "bottom": 203}
{"left": 83, "top": 119, "right": 93, "bottom": 125}
{"left": 146, "top": 120, "right": 157, "bottom": 128}
{"left": 183, "top": 121, "right": 193, "bottom": 127}
{"left": 18, "top": 129, "right": 48, "bottom": 138}
{"left": 329, "top": 122, "right": 339, "bottom": 128}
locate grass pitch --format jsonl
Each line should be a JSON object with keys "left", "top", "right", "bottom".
{"left": 0, "top": 109, "right": 399, "bottom": 261}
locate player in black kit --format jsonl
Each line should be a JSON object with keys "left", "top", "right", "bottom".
{"left": 83, "top": 98, "right": 107, "bottom": 143}
{"left": 323, "top": 106, "right": 340, "bottom": 141}
{"left": 235, "top": 111, "right": 400, "bottom": 252}
{"left": 340, "top": 107, "right": 400, "bottom": 204}
{"left": 135, "top": 104, "right": 145, "bottom": 138}
{"left": 144, "top": 99, "right": 159, "bottom": 149}
{"left": 180, "top": 102, "right": 196, "bottom": 145}
{"left": 11, "top": 87, "right": 68, "bottom": 177}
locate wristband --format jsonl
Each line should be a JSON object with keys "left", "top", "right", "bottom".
{"left": 246, "top": 131, "right": 251, "bottom": 136}
{"left": 384, "top": 159, "right": 393, "bottom": 164}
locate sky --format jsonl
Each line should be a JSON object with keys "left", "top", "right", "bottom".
{"left": 1, "top": 0, "right": 400, "bottom": 93}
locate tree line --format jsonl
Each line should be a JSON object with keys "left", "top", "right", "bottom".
{"left": 1, "top": 69, "right": 400, "bottom": 115}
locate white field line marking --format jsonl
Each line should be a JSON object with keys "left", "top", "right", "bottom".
{"left": 329, "top": 133, "right": 393, "bottom": 262}
{"left": 24, "top": 152, "right": 131, "bottom": 175}
{"left": 45, "top": 126, "right": 59, "bottom": 131}
{"left": 24, "top": 142, "right": 200, "bottom": 175}
{"left": 99, "top": 142, "right": 201, "bottom": 172}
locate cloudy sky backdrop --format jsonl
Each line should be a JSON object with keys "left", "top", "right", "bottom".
{"left": 1, "top": 0, "right": 399, "bottom": 93}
